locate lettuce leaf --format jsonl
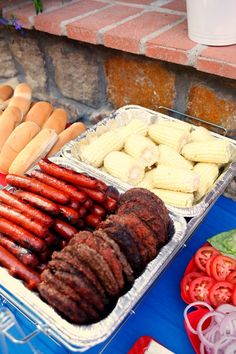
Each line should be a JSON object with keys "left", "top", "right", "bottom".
{"left": 208, "top": 228, "right": 236, "bottom": 259}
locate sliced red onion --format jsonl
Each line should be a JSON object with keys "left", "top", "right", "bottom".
{"left": 224, "top": 339, "right": 236, "bottom": 354}
{"left": 184, "top": 301, "right": 214, "bottom": 334}
{"left": 219, "top": 312, "right": 236, "bottom": 336}
{"left": 197, "top": 311, "right": 224, "bottom": 348}
{"left": 213, "top": 335, "right": 236, "bottom": 353}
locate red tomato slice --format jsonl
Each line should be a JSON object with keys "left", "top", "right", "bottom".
{"left": 194, "top": 246, "right": 220, "bottom": 272}
{"left": 210, "top": 255, "right": 236, "bottom": 281}
{"left": 232, "top": 286, "right": 236, "bottom": 306}
{"left": 184, "top": 257, "right": 199, "bottom": 275}
{"left": 189, "top": 276, "right": 215, "bottom": 303}
{"left": 209, "top": 281, "right": 233, "bottom": 307}
{"left": 226, "top": 271, "right": 236, "bottom": 284}
{"left": 206, "top": 254, "right": 219, "bottom": 276}
{"left": 181, "top": 272, "right": 204, "bottom": 304}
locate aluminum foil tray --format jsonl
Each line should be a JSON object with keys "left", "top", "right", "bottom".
{"left": 61, "top": 105, "right": 236, "bottom": 217}
{"left": 0, "top": 156, "right": 187, "bottom": 352}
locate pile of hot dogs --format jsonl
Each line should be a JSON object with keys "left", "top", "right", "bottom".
{"left": 0, "top": 159, "right": 119, "bottom": 290}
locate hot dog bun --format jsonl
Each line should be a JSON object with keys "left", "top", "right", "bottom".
{"left": 43, "top": 108, "right": 67, "bottom": 133}
{"left": 0, "top": 85, "right": 13, "bottom": 101}
{"left": 9, "top": 129, "right": 58, "bottom": 175}
{"left": 47, "top": 122, "right": 86, "bottom": 157}
{"left": 24, "top": 102, "right": 53, "bottom": 127}
{"left": 14, "top": 83, "right": 32, "bottom": 100}
{"left": 0, "top": 106, "right": 22, "bottom": 151}
{"left": 0, "top": 121, "right": 40, "bottom": 174}
{"left": 9, "top": 97, "right": 31, "bottom": 118}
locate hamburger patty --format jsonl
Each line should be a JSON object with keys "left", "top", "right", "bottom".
{"left": 101, "top": 213, "right": 158, "bottom": 265}
{"left": 41, "top": 269, "right": 99, "bottom": 322}
{"left": 95, "top": 229, "right": 134, "bottom": 285}
{"left": 71, "top": 231, "right": 124, "bottom": 290}
{"left": 102, "top": 223, "right": 142, "bottom": 275}
{"left": 71, "top": 243, "right": 120, "bottom": 297}
{"left": 48, "top": 259, "right": 106, "bottom": 312}
{"left": 53, "top": 245, "right": 106, "bottom": 297}
{"left": 119, "top": 188, "right": 171, "bottom": 237}
{"left": 118, "top": 199, "right": 167, "bottom": 248}
{"left": 38, "top": 283, "right": 88, "bottom": 324}
{"left": 119, "top": 188, "right": 170, "bottom": 228}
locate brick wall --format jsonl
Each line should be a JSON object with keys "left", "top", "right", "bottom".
{"left": 0, "top": 29, "right": 235, "bottom": 196}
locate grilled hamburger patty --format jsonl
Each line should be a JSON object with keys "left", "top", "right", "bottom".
{"left": 71, "top": 231, "right": 124, "bottom": 290}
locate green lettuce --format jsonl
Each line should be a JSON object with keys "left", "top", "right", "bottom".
{"left": 208, "top": 228, "right": 236, "bottom": 259}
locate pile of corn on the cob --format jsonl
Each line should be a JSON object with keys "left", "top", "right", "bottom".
{"left": 72, "top": 117, "right": 234, "bottom": 208}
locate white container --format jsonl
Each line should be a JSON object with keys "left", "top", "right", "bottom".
{"left": 186, "top": 0, "right": 236, "bottom": 46}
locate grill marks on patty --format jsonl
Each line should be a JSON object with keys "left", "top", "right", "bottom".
{"left": 38, "top": 188, "right": 171, "bottom": 325}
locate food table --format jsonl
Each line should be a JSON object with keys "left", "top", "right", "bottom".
{"left": 1, "top": 194, "right": 235, "bottom": 354}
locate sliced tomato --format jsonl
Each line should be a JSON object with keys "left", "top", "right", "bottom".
{"left": 232, "top": 286, "right": 236, "bottom": 306}
{"left": 189, "top": 276, "right": 215, "bottom": 303}
{"left": 209, "top": 281, "right": 233, "bottom": 307}
{"left": 181, "top": 272, "right": 204, "bottom": 303}
{"left": 206, "top": 254, "right": 219, "bottom": 276}
{"left": 194, "top": 246, "right": 220, "bottom": 272}
{"left": 226, "top": 271, "right": 236, "bottom": 284}
{"left": 210, "top": 255, "right": 236, "bottom": 281}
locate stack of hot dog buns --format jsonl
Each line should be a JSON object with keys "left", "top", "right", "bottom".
{"left": 0, "top": 159, "right": 119, "bottom": 290}
{"left": 0, "top": 82, "right": 86, "bottom": 175}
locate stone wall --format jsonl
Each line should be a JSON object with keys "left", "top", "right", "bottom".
{"left": 0, "top": 29, "right": 235, "bottom": 198}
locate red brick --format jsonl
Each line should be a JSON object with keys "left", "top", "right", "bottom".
{"left": 4, "top": 0, "right": 65, "bottom": 29}
{"left": 35, "top": 0, "right": 106, "bottom": 36}
{"left": 161, "top": 0, "right": 186, "bottom": 12}
{"left": 103, "top": 12, "right": 180, "bottom": 54}
{"left": 197, "top": 46, "right": 236, "bottom": 80}
{"left": 67, "top": 5, "right": 141, "bottom": 44}
{"left": 146, "top": 21, "right": 195, "bottom": 65}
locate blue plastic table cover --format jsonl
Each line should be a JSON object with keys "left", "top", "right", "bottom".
{"left": 1, "top": 195, "right": 236, "bottom": 354}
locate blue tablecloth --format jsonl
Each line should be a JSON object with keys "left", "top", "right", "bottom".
{"left": 2, "top": 196, "right": 236, "bottom": 354}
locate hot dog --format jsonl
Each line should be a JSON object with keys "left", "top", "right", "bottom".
{"left": 59, "top": 205, "right": 79, "bottom": 224}
{"left": 6, "top": 174, "right": 69, "bottom": 205}
{"left": 53, "top": 219, "right": 77, "bottom": 241}
{"left": 0, "top": 234, "right": 39, "bottom": 268}
{"left": 0, "top": 218, "right": 46, "bottom": 252}
{"left": 104, "top": 196, "right": 117, "bottom": 212}
{"left": 78, "top": 187, "right": 106, "bottom": 203}
{"left": 83, "top": 198, "right": 93, "bottom": 209}
{"left": 94, "top": 179, "right": 108, "bottom": 192}
{"left": 91, "top": 204, "right": 106, "bottom": 218}
{"left": 0, "top": 245, "right": 41, "bottom": 290}
{"left": 29, "top": 170, "right": 86, "bottom": 203}
{"left": 77, "top": 206, "right": 87, "bottom": 218}
{"left": 14, "top": 190, "right": 60, "bottom": 215}
{"left": 39, "top": 159, "right": 97, "bottom": 189}
{"left": 69, "top": 199, "right": 80, "bottom": 210}
{"left": 0, "top": 203, "right": 48, "bottom": 238}
{"left": 85, "top": 214, "right": 102, "bottom": 228}
{"left": 0, "top": 190, "right": 53, "bottom": 227}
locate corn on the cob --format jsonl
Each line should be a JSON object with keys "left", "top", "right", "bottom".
{"left": 118, "top": 119, "right": 148, "bottom": 139}
{"left": 148, "top": 124, "right": 189, "bottom": 152}
{"left": 151, "top": 165, "right": 200, "bottom": 193}
{"left": 157, "top": 119, "right": 191, "bottom": 132}
{"left": 158, "top": 144, "right": 194, "bottom": 170}
{"left": 80, "top": 130, "right": 124, "bottom": 167}
{"left": 137, "top": 170, "right": 155, "bottom": 189}
{"left": 104, "top": 151, "right": 145, "bottom": 185}
{"left": 181, "top": 139, "right": 232, "bottom": 164}
{"left": 124, "top": 134, "right": 159, "bottom": 167}
{"left": 193, "top": 163, "right": 219, "bottom": 201}
{"left": 151, "top": 188, "right": 194, "bottom": 208}
{"left": 190, "top": 126, "right": 215, "bottom": 142}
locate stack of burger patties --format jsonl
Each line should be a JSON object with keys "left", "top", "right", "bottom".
{"left": 39, "top": 188, "right": 174, "bottom": 324}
